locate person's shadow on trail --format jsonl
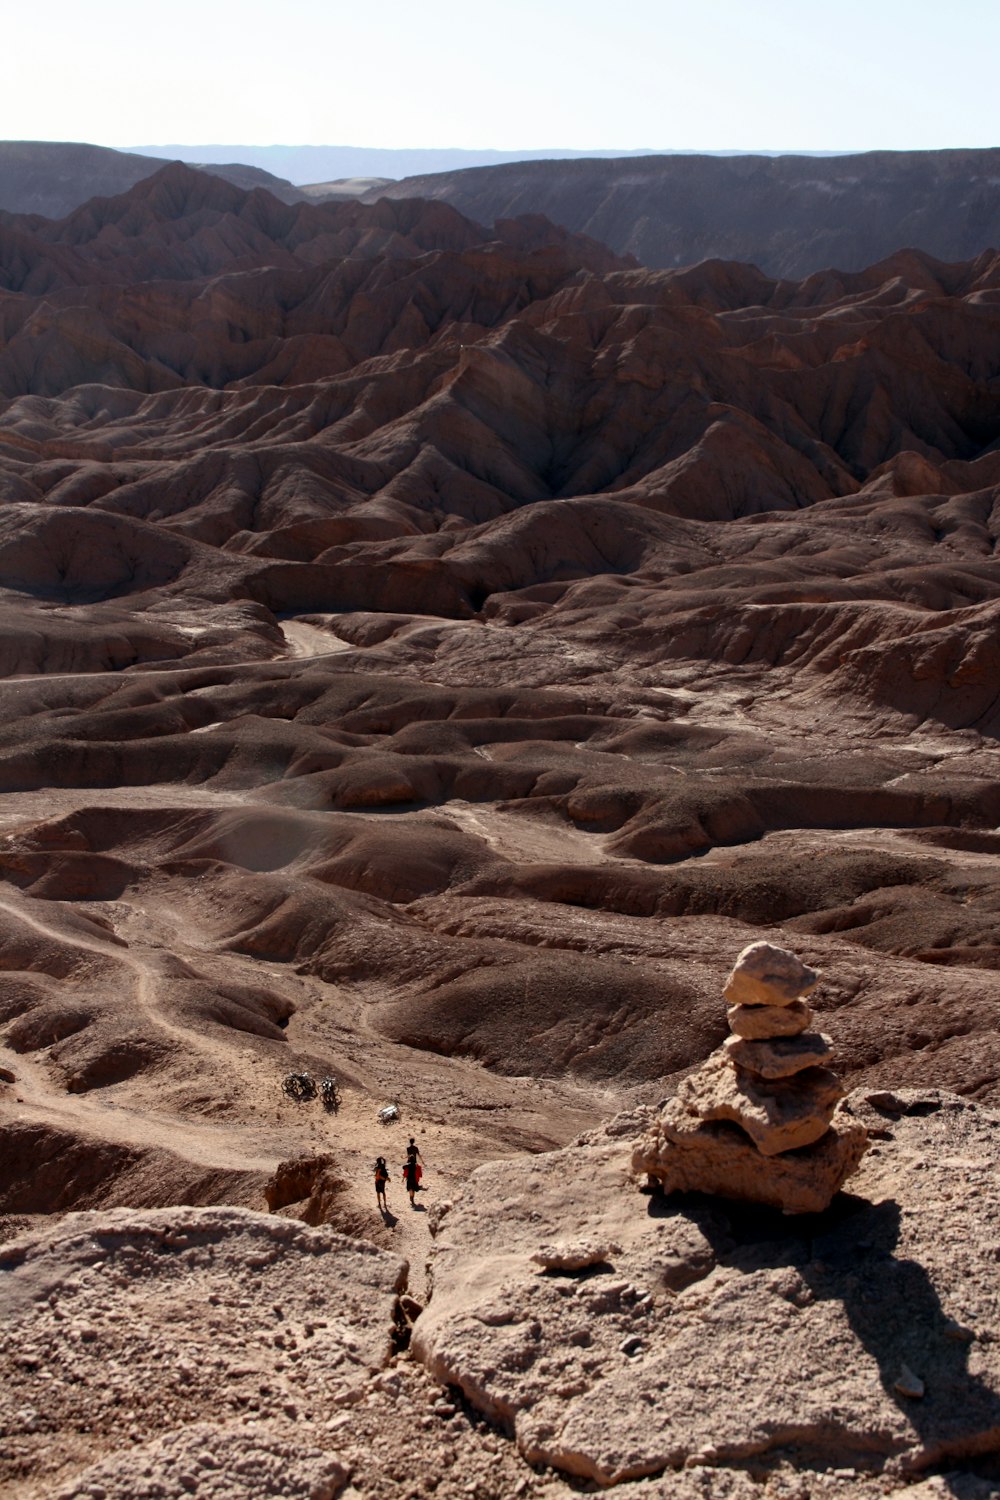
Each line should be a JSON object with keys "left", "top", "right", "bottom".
{"left": 380, "top": 1207, "right": 398, "bottom": 1228}
{"left": 649, "top": 1188, "right": 1000, "bottom": 1494}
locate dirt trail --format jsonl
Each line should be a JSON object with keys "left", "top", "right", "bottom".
{"left": 0, "top": 863, "right": 619, "bottom": 1308}
{"left": 0, "top": 893, "right": 226, "bottom": 1071}
{"left": 3, "top": 1056, "right": 284, "bottom": 1173}
{"left": 280, "top": 617, "right": 354, "bottom": 658}
{"left": 442, "top": 798, "right": 620, "bottom": 866}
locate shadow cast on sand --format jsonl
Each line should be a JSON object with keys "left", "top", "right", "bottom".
{"left": 649, "top": 1189, "right": 1000, "bottom": 1494}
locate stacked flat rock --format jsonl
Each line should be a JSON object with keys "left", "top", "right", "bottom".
{"left": 633, "top": 941, "right": 868, "bottom": 1214}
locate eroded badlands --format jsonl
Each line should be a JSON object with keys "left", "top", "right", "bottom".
{"left": 1, "top": 165, "right": 1000, "bottom": 1496}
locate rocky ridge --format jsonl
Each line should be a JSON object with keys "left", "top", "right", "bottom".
{"left": 368, "top": 149, "right": 1000, "bottom": 278}
{"left": 415, "top": 1088, "right": 1000, "bottom": 1491}
{"left": 0, "top": 141, "right": 306, "bottom": 220}
{"left": 2, "top": 1090, "right": 999, "bottom": 1497}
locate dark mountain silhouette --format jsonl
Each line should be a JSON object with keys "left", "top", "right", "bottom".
{"left": 127, "top": 144, "right": 693, "bottom": 184}
{"left": 0, "top": 141, "right": 304, "bottom": 219}
{"left": 0, "top": 161, "right": 624, "bottom": 303}
{"left": 365, "top": 149, "right": 1000, "bottom": 277}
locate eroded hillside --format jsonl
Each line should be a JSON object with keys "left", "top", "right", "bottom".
{"left": 0, "top": 163, "right": 999, "bottom": 1252}
{"left": 369, "top": 148, "right": 1000, "bottom": 278}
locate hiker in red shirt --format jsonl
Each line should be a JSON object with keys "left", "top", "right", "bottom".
{"left": 374, "top": 1156, "right": 390, "bottom": 1212}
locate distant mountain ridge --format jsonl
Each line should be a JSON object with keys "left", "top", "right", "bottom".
{"left": 0, "top": 141, "right": 304, "bottom": 220}
{"left": 128, "top": 144, "right": 852, "bottom": 186}
{"left": 364, "top": 149, "right": 1000, "bottom": 278}
{"left": 8, "top": 142, "right": 1000, "bottom": 281}
{"left": 0, "top": 159, "right": 626, "bottom": 327}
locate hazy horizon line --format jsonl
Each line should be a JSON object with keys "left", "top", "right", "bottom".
{"left": 125, "top": 143, "right": 857, "bottom": 155}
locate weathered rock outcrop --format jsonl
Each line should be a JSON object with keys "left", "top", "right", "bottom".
{"left": 0, "top": 1207, "right": 405, "bottom": 1496}
{"left": 264, "top": 1152, "right": 346, "bottom": 1225}
{"left": 634, "top": 942, "right": 868, "bottom": 1212}
{"left": 414, "top": 1090, "right": 1000, "bottom": 1489}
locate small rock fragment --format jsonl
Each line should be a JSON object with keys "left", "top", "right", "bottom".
{"left": 895, "top": 1364, "right": 925, "bottom": 1398}
{"left": 532, "top": 1241, "right": 620, "bottom": 1271}
{"left": 865, "top": 1090, "right": 908, "bottom": 1115}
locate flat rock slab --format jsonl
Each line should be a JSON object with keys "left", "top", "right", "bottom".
{"left": 633, "top": 1111, "right": 868, "bottom": 1214}
{"left": 669, "top": 1047, "right": 844, "bottom": 1154}
{"left": 726, "top": 999, "right": 813, "bottom": 1039}
{"left": 413, "top": 1091, "right": 1000, "bottom": 1488}
{"left": 0, "top": 1206, "right": 406, "bottom": 1497}
{"left": 724, "top": 1030, "right": 833, "bottom": 1079}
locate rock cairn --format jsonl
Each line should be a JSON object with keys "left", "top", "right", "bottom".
{"left": 633, "top": 941, "right": 868, "bottom": 1214}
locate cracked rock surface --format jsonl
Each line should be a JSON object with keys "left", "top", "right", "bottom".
{"left": 53, "top": 1423, "right": 350, "bottom": 1500}
{"left": 0, "top": 1207, "right": 405, "bottom": 1497}
{"left": 413, "top": 1090, "right": 1000, "bottom": 1488}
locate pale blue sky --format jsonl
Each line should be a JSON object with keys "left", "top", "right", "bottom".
{"left": 4, "top": 0, "right": 996, "bottom": 153}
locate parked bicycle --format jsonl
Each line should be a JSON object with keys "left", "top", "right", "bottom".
{"left": 282, "top": 1071, "right": 317, "bottom": 1102}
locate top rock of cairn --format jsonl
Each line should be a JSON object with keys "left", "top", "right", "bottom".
{"left": 633, "top": 941, "right": 868, "bottom": 1214}
{"left": 723, "top": 940, "right": 819, "bottom": 1008}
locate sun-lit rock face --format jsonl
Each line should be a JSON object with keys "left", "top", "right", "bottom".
{"left": 634, "top": 943, "right": 868, "bottom": 1212}
{"left": 722, "top": 941, "right": 820, "bottom": 1008}
{"left": 0, "top": 1207, "right": 404, "bottom": 1495}
{"left": 415, "top": 1090, "right": 1000, "bottom": 1488}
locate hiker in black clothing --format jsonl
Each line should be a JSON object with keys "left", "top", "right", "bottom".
{"left": 402, "top": 1155, "right": 420, "bottom": 1207}
{"left": 374, "top": 1156, "right": 390, "bottom": 1211}
{"left": 404, "top": 1137, "right": 424, "bottom": 1202}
